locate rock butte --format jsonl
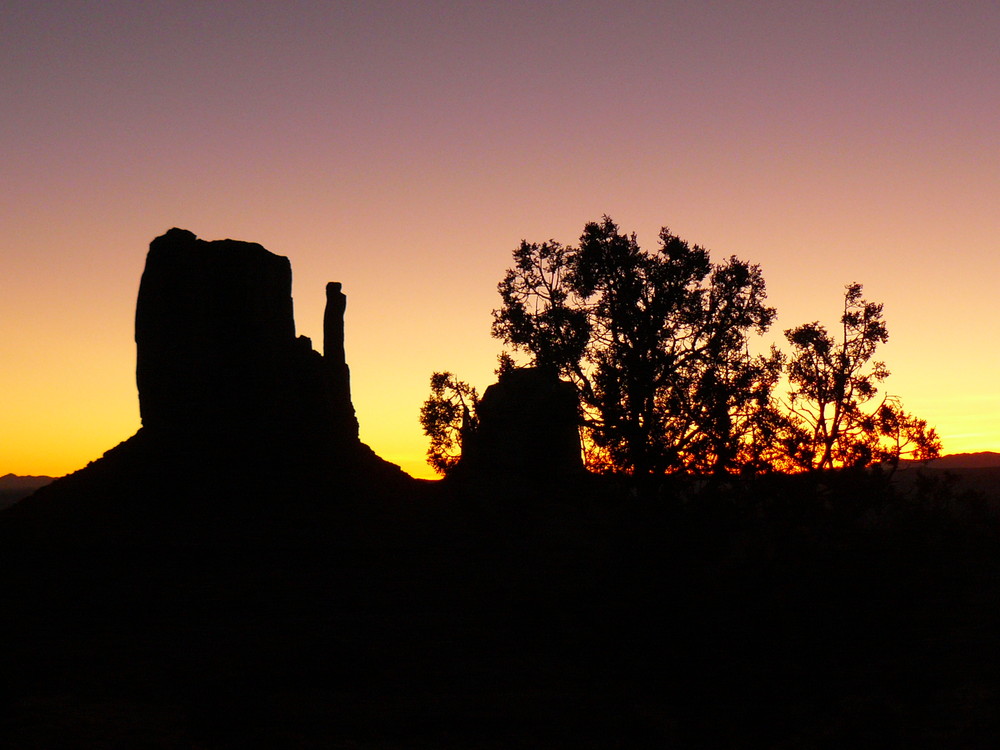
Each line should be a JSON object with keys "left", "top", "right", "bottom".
{"left": 135, "top": 227, "right": 359, "bottom": 445}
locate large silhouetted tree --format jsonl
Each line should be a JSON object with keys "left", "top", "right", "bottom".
{"left": 779, "top": 283, "right": 940, "bottom": 471}
{"left": 492, "top": 216, "right": 779, "bottom": 475}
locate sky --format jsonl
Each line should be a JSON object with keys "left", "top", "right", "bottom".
{"left": 2, "top": 0, "right": 997, "bottom": 479}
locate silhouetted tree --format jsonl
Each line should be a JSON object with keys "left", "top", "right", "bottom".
{"left": 493, "top": 216, "right": 779, "bottom": 475}
{"left": 779, "top": 283, "right": 940, "bottom": 471}
{"left": 419, "top": 372, "right": 479, "bottom": 475}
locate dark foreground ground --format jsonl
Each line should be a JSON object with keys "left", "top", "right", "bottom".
{"left": 2, "top": 464, "right": 999, "bottom": 748}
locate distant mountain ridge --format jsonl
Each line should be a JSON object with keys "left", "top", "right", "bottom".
{"left": 0, "top": 473, "right": 54, "bottom": 509}
{"left": 0, "top": 473, "right": 55, "bottom": 490}
{"left": 920, "top": 452, "right": 1000, "bottom": 469}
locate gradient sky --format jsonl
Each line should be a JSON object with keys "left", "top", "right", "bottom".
{"left": 2, "top": 1, "right": 997, "bottom": 479}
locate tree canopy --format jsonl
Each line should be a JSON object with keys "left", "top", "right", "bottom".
{"left": 492, "top": 216, "right": 780, "bottom": 475}
{"left": 423, "top": 218, "right": 940, "bottom": 479}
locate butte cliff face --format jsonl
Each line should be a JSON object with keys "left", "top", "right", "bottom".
{"left": 135, "top": 228, "right": 359, "bottom": 445}
{"left": 3, "top": 229, "right": 408, "bottom": 545}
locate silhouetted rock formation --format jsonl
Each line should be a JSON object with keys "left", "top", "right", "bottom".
{"left": 135, "top": 228, "right": 358, "bottom": 444}
{"left": 4, "top": 229, "right": 410, "bottom": 547}
{"left": 459, "top": 367, "right": 583, "bottom": 479}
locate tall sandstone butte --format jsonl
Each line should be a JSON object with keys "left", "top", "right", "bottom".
{"left": 3, "top": 229, "right": 409, "bottom": 547}
{"left": 135, "top": 228, "right": 358, "bottom": 444}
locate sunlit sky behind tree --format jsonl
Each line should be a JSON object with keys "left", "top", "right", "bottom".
{"left": 2, "top": 0, "right": 997, "bottom": 478}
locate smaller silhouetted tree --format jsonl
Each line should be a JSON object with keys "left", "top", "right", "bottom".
{"left": 779, "top": 283, "right": 940, "bottom": 472}
{"left": 419, "top": 372, "right": 479, "bottom": 476}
